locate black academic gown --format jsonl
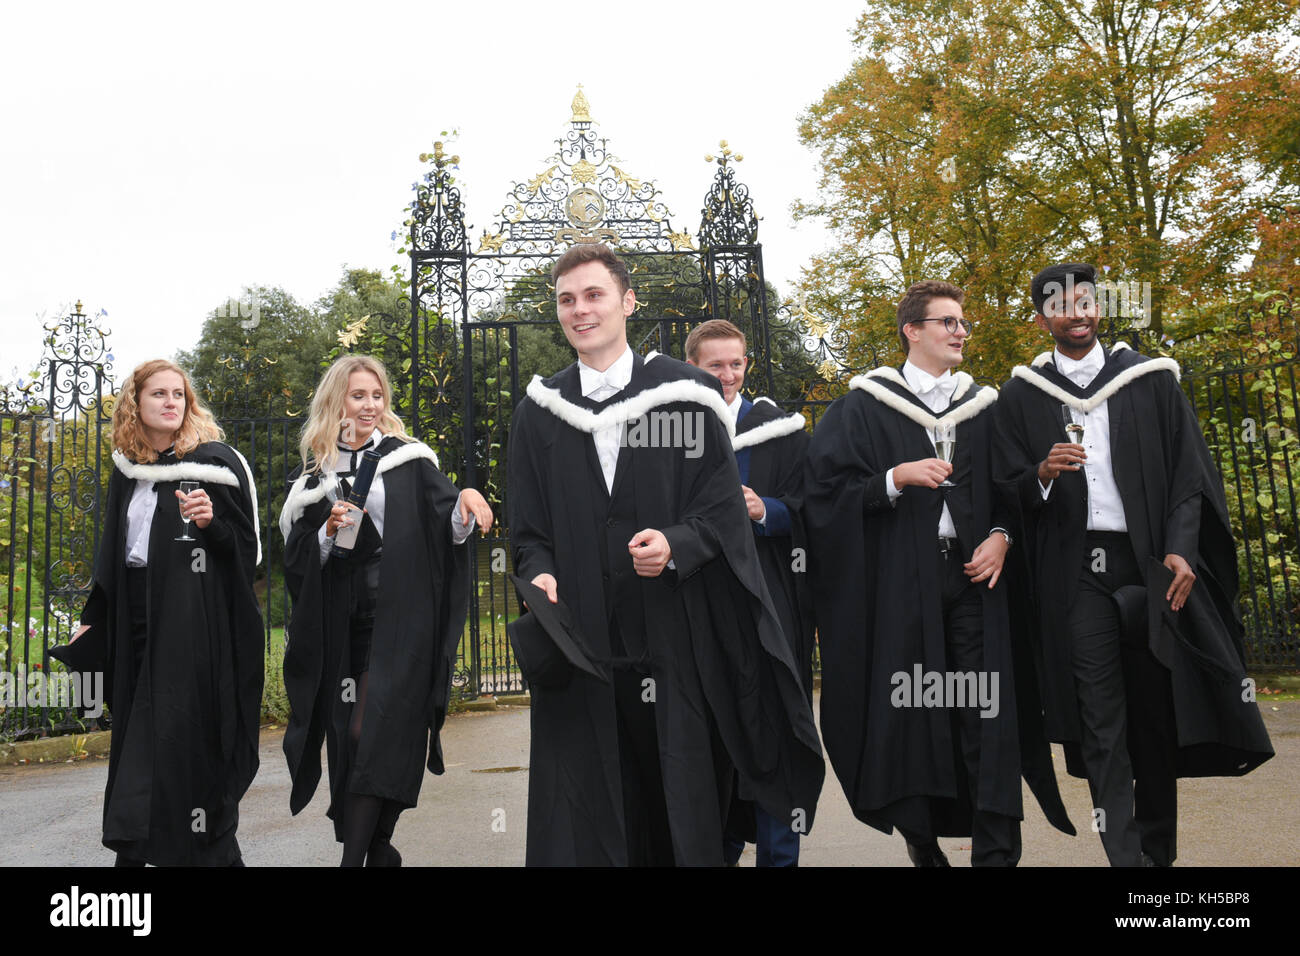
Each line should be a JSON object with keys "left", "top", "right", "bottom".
{"left": 992, "top": 343, "right": 1274, "bottom": 777}
{"left": 78, "top": 441, "right": 264, "bottom": 866}
{"left": 280, "top": 437, "right": 470, "bottom": 839}
{"left": 804, "top": 367, "right": 1072, "bottom": 840}
{"left": 507, "top": 352, "right": 825, "bottom": 866}
{"left": 735, "top": 398, "right": 816, "bottom": 695}
{"left": 724, "top": 398, "right": 817, "bottom": 846}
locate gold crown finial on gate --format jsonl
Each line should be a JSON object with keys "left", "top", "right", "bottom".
{"left": 705, "top": 140, "right": 743, "bottom": 166}
{"left": 571, "top": 85, "right": 592, "bottom": 126}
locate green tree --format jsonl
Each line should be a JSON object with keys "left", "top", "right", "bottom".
{"left": 177, "top": 285, "right": 334, "bottom": 419}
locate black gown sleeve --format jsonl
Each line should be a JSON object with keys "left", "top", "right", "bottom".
{"left": 418, "top": 455, "right": 472, "bottom": 776}
{"left": 1161, "top": 376, "right": 1203, "bottom": 566}
{"left": 199, "top": 483, "right": 258, "bottom": 577}
{"left": 992, "top": 383, "right": 1056, "bottom": 514}
{"left": 506, "top": 402, "right": 558, "bottom": 584}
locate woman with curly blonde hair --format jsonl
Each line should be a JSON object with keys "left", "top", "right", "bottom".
{"left": 280, "top": 354, "right": 493, "bottom": 865}
{"left": 68, "top": 359, "right": 264, "bottom": 865}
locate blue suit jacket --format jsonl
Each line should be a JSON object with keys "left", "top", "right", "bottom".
{"left": 736, "top": 398, "right": 792, "bottom": 537}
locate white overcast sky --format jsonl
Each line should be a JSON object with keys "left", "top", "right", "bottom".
{"left": 0, "top": 1, "right": 861, "bottom": 388}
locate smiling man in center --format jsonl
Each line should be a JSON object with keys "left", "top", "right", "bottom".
{"left": 506, "top": 243, "right": 823, "bottom": 866}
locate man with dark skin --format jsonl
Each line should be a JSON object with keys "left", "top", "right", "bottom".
{"left": 992, "top": 262, "right": 1273, "bottom": 866}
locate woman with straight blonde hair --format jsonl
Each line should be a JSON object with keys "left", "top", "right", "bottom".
{"left": 280, "top": 354, "right": 493, "bottom": 865}
{"left": 63, "top": 359, "right": 264, "bottom": 865}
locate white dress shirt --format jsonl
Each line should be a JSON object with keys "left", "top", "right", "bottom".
{"left": 886, "top": 360, "right": 958, "bottom": 539}
{"left": 726, "top": 392, "right": 743, "bottom": 430}
{"left": 124, "top": 479, "right": 158, "bottom": 567}
{"left": 1043, "top": 341, "right": 1127, "bottom": 532}
{"left": 320, "top": 428, "right": 476, "bottom": 563}
{"left": 579, "top": 345, "right": 634, "bottom": 494}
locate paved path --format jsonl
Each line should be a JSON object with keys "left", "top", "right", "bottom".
{"left": 1, "top": 695, "right": 1295, "bottom": 866}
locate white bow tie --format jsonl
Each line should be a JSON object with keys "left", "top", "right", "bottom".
{"left": 1061, "top": 358, "right": 1102, "bottom": 386}
{"left": 584, "top": 370, "right": 626, "bottom": 398}
{"left": 919, "top": 377, "right": 956, "bottom": 400}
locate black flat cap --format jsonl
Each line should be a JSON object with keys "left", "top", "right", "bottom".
{"left": 507, "top": 574, "right": 609, "bottom": 689}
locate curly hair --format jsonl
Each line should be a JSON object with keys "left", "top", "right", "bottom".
{"left": 112, "top": 359, "right": 223, "bottom": 463}
{"left": 300, "top": 355, "right": 413, "bottom": 473}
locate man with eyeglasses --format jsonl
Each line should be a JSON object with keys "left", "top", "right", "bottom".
{"left": 992, "top": 262, "right": 1273, "bottom": 866}
{"left": 805, "top": 280, "right": 1072, "bottom": 866}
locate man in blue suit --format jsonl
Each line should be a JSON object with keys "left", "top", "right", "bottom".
{"left": 687, "top": 319, "right": 814, "bottom": 866}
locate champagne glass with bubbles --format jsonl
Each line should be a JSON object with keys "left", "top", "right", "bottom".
{"left": 934, "top": 422, "right": 956, "bottom": 488}
{"left": 1061, "top": 404, "right": 1085, "bottom": 444}
{"left": 176, "top": 480, "right": 200, "bottom": 542}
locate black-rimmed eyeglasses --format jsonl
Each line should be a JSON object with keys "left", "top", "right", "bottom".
{"left": 910, "top": 316, "right": 973, "bottom": 335}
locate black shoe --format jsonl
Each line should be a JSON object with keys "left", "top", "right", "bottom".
{"left": 366, "top": 840, "right": 402, "bottom": 867}
{"left": 906, "top": 841, "right": 951, "bottom": 867}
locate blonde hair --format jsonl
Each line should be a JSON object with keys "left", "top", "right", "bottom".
{"left": 113, "top": 359, "right": 223, "bottom": 463}
{"left": 301, "top": 355, "right": 413, "bottom": 473}
{"left": 685, "top": 318, "right": 746, "bottom": 362}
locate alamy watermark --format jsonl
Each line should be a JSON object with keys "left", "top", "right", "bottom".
{"left": 890, "top": 664, "right": 1000, "bottom": 719}
{"left": 214, "top": 294, "right": 262, "bottom": 331}
{"left": 49, "top": 886, "right": 151, "bottom": 936}
{"left": 0, "top": 666, "right": 103, "bottom": 719}
{"left": 1041, "top": 275, "right": 1153, "bottom": 326}
{"left": 621, "top": 411, "right": 705, "bottom": 459}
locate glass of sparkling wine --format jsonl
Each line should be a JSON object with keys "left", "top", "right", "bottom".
{"left": 1061, "top": 404, "right": 1085, "bottom": 444}
{"left": 176, "top": 480, "right": 200, "bottom": 541}
{"left": 934, "top": 422, "right": 956, "bottom": 487}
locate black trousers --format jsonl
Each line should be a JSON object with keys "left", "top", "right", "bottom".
{"left": 1066, "top": 532, "right": 1178, "bottom": 866}
{"left": 938, "top": 546, "right": 1021, "bottom": 867}
{"left": 609, "top": 621, "right": 675, "bottom": 867}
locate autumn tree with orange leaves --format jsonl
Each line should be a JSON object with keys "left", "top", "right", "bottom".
{"left": 797, "top": 0, "right": 1300, "bottom": 383}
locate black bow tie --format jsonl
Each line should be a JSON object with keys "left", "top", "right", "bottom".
{"left": 336, "top": 437, "right": 377, "bottom": 478}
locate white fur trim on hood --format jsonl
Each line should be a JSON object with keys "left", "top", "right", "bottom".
{"left": 229, "top": 447, "right": 262, "bottom": 566}
{"left": 113, "top": 447, "right": 262, "bottom": 565}
{"left": 848, "top": 367, "right": 997, "bottom": 430}
{"left": 1013, "top": 344, "right": 1180, "bottom": 414}
{"left": 732, "top": 407, "right": 807, "bottom": 451}
{"left": 525, "top": 375, "right": 734, "bottom": 437}
{"left": 112, "top": 448, "right": 242, "bottom": 488}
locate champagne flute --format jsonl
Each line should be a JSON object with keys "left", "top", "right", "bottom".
{"left": 934, "top": 421, "right": 956, "bottom": 488}
{"left": 1061, "top": 404, "right": 1085, "bottom": 444}
{"left": 176, "top": 480, "right": 200, "bottom": 541}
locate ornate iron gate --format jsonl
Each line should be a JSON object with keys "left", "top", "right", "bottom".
{"left": 1, "top": 304, "right": 112, "bottom": 739}
{"left": 406, "top": 91, "right": 809, "bottom": 696}
{"left": 1174, "top": 293, "right": 1300, "bottom": 667}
